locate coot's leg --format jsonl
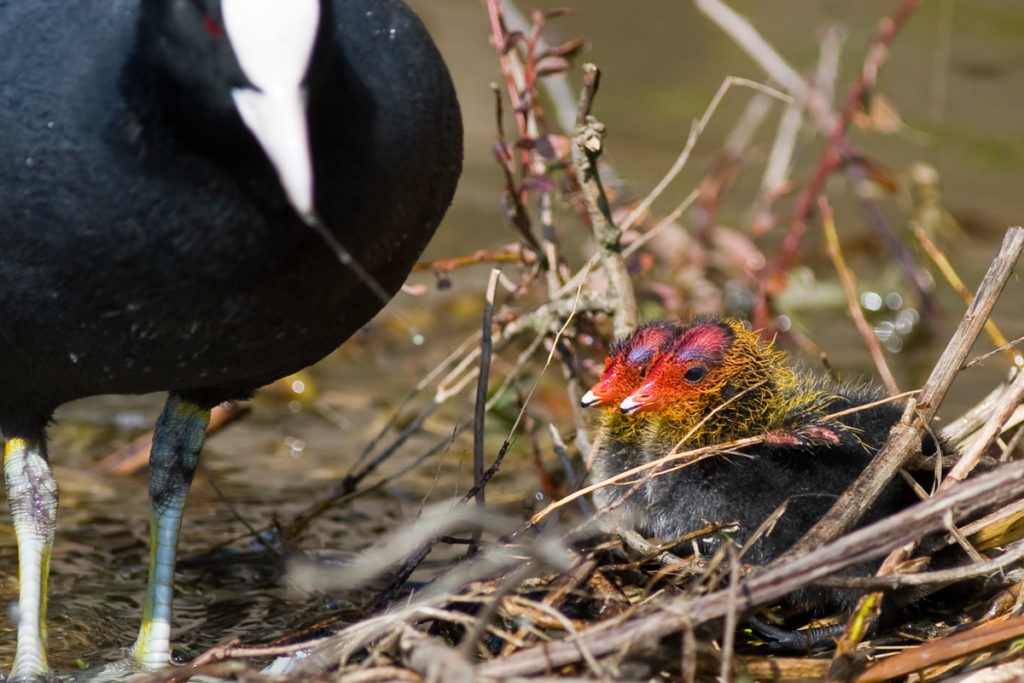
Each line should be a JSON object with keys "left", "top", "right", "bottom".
{"left": 130, "top": 393, "right": 210, "bottom": 670}
{"left": 4, "top": 435, "right": 58, "bottom": 682}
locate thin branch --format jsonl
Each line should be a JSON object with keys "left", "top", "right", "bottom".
{"left": 470, "top": 269, "right": 501, "bottom": 556}
{"left": 911, "top": 220, "right": 1024, "bottom": 369}
{"left": 816, "top": 540, "right": 1024, "bottom": 589}
{"left": 571, "top": 63, "right": 637, "bottom": 338}
{"left": 774, "top": 0, "right": 924, "bottom": 274}
{"left": 941, "top": 365, "right": 1024, "bottom": 488}
{"left": 851, "top": 614, "right": 1024, "bottom": 683}
{"left": 820, "top": 196, "right": 900, "bottom": 395}
{"left": 618, "top": 76, "right": 792, "bottom": 235}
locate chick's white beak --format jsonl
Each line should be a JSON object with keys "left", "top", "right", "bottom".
{"left": 619, "top": 395, "right": 643, "bottom": 415}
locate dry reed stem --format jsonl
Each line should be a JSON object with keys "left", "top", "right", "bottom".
{"left": 698, "top": 0, "right": 938, "bottom": 325}
{"left": 538, "top": 72, "right": 774, "bottom": 316}
{"left": 824, "top": 227, "right": 1024, "bottom": 666}
{"left": 942, "top": 366, "right": 1024, "bottom": 488}
{"left": 782, "top": 0, "right": 922, "bottom": 272}
{"left": 911, "top": 220, "right": 1024, "bottom": 369}
{"left": 851, "top": 614, "right": 1024, "bottom": 683}
{"left": 618, "top": 77, "right": 791, "bottom": 236}
{"left": 720, "top": 543, "right": 741, "bottom": 683}
{"left": 815, "top": 540, "right": 1024, "bottom": 590}
{"left": 470, "top": 269, "right": 501, "bottom": 555}
{"left": 820, "top": 196, "right": 900, "bottom": 395}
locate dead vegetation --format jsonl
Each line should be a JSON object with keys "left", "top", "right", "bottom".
{"left": 137, "top": 0, "right": 1024, "bottom": 680}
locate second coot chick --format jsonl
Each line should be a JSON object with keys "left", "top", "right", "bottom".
{"left": 580, "top": 321, "right": 680, "bottom": 508}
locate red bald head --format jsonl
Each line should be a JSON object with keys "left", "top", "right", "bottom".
{"left": 581, "top": 321, "right": 679, "bottom": 408}
{"left": 620, "top": 319, "right": 736, "bottom": 414}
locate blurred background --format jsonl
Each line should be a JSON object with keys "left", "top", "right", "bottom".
{"left": 425, "top": 0, "right": 1023, "bottom": 247}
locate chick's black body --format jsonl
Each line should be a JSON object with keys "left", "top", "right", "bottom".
{"left": 642, "top": 379, "right": 924, "bottom": 569}
{"left": 603, "top": 320, "right": 949, "bottom": 611}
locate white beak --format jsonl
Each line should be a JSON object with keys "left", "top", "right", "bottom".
{"left": 619, "top": 396, "right": 642, "bottom": 415}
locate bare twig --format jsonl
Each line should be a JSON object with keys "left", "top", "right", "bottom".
{"left": 470, "top": 269, "right": 501, "bottom": 556}
{"left": 928, "top": 0, "right": 955, "bottom": 122}
{"left": 720, "top": 543, "right": 741, "bottom": 683}
{"left": 571, "top": 63, "right": 637, "bottom": 337}
{"left": 411, "top": 245, "right": 532, "bottom": 274}
{"left": 817, "top": 540, "right": 1024, "bottom": 589}
{"left": 697, "top": 0, "right": 937, "bottom": 322}
{"left": 820, "top": 196, "right": 900, "bottom": 395}
{"left": 911, "top": 220, "right": 1024, "bottom": 369}
{"left": 851, "top": 614, "right": 1024, "bottom": 683}
{"left": 780, "top": 0, "right": 922, "bottom": 265}
{"left": 941, "top": 366, "right": 1024, "bottom": 488}
{"left": 618, "top": 77, "right": 791, "bottom": 235}
{"left": 823, "top": 228, "right": 1024, "bottom": 664}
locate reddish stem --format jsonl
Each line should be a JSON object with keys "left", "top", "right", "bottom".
{"left": 774, "top": 0, "right": 923, "bottom": 275}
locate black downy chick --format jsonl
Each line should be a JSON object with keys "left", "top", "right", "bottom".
{"left": 594, "top": 318, "right": 951, "bottom": 649}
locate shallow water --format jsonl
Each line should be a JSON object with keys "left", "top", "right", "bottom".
{"left": 3, "top": 0, "right": 1023, "bottom": 675}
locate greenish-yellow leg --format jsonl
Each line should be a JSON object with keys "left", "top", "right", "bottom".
{"left": 4, "top": 436, "right": 58, "bottom": 682}
{"left": 130, "top": 393, "right": 210, "bottom": 670}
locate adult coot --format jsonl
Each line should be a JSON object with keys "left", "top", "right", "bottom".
{"left": 0, "top": 0, "right": 462, "bottom": 678}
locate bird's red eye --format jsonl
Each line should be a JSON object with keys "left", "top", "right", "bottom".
{"left": 684, "top": 365, "right": 707, "bottom": 383}
{"left": 202, "top": 14, "right": 226, "bottom": 38}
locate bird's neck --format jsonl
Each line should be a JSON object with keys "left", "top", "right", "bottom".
{"left": 597, "top": 409, "right": 647, "bottom": 444}
{"left": 586, "top": 409, "right": 647, "bottom": 471}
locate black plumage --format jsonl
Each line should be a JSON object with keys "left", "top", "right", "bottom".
{"left": 639, "top": 376, "right": 926, "bottom": 572}
{"left": 1, "top": 0, "right": 461, "bottom": 423}
{"left": 1, "top": 0, "right": 461, "bottom": 678}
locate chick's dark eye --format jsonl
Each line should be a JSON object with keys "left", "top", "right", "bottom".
{"left": 684, "top": 365, "right": 707, "bottom": 383}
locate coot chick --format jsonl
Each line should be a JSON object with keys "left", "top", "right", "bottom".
{"left": 580, "top": 321, "right": 680, "bottom": 508}
{"left": 1, "top": 0, "right": 461, "bottom": 679}
{"left": 613, "top": 319, "right": 941, "bottom": 597}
